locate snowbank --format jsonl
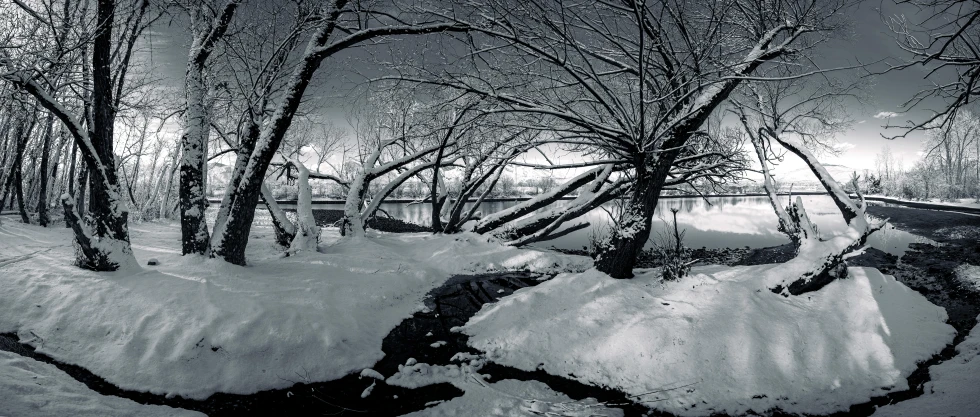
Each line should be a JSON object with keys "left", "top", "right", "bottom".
{"left": 0, "top": 351, "right": 203, "bottom": 417}
{"left": 954, "top": 263, "right": 980, "bottom": 291}
{"left": 0, "top": 221, "right": 587, "bottom": 399}
{"left": 381, "top": 354, "right": 623, "bottom": 416}
{"left": 460, "top": 266, "right": 955, "bottom": 416}
{"left": 872, "top": 314, "right": 980, "bottom": 417}
{"left": 403, "top": 379, "right": 624, "bottom": 417}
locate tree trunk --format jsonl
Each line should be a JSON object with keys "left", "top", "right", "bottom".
{"left": 340, "top": 171, "right": 370, "bottom": 237}
{"left": 179, "top": 65, "right": 212, "bottom": 255}
{"left": 260, "top": 183, "right": 296, "bottom": 248}
{"left": 37, "top": 114, "right": 54, "bottom": 226}
{"left": 66, "top": 0, "right": 137, "bottom": 270}
{"left": 594, "top": 166, "right": 666, "bottom": 278}
{"left": 287, "top": 160, "right": 320, "bottom": 252}
{"left": 14, "top": 158, "right": 28, "bottom": 224}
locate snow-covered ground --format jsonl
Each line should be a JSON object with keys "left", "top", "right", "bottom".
{"left": 872, "top": 314, "right": 980, "bottom": 417}
{"left": 460, "top": 266, "right": 956, "bottom": 416}
{"left": 0, "top": 350, "right": 203, "bottom": 417}
{"left": 0, "top": 220, "right": 589, "bottom": 400}
{"left": 379, "top": 354, "right": 623, "bottom": 416}
{"left": 403, "top": 379, "right": 623, "bottom": 417}
{"left": 954, "top": 264, "right": 980, "bottom": 291}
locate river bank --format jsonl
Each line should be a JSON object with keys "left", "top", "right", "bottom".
{"left": 0, "top": 202, "right": 976, "bottom": 416}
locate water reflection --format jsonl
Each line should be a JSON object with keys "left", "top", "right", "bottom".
{"left": 286, "top": 196, "right": 930, "bottom": 257}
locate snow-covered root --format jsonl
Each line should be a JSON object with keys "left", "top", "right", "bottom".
{"left": 60, "top": 194, "right": 138, "bottom": 271}
{"left": 286, "top": 159, "right": 320, "bottom": 253}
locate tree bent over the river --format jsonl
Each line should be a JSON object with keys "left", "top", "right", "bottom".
{"left": 401, "top": 0, "right": 858, "bottom": 277}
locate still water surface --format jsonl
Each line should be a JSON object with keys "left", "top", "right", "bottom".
{"left": 277, "top": 195, "right": 929, "bottom": 257}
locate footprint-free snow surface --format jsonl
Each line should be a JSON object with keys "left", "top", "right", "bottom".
{"left": 0, "top": 350, "right": 204, "bottom": 417}
{"left": 460, "top": 266, "right": 956, "bottom": 416}
{"left": 0, "top": 221, "right": 589, "bottom": 400}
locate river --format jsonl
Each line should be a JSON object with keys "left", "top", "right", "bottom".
{"left": 268, "top": 195, "right": 931, "bottom": 258}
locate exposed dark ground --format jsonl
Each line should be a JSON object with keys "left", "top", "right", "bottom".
{"left": 307, "top": 209, "right": 433, "bottom": 233}
{"left": 1, "top": 203, "right": 978, "bottom": 416}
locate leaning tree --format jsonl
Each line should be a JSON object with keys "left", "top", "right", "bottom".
{"left": 734, "top": 70, "right": 885, "bottom": 295}
{"left": 397, "top": 0, "right": 858, "bottom": 277}
{"left": 190, "top": 0, "right": 472, "bottom": 265}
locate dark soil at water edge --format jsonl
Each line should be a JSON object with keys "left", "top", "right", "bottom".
{"left": 864, "top": 204, "right": 980, "bottom": 334}
{"left": 302, "top": 209, "right": 433, "bottom": 233}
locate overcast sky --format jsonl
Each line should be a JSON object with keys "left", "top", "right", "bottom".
{"left": 140, "top": 0, "right": 957, "bottom": 181}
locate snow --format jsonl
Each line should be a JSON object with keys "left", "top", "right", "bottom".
{"left": 0, "top": 351, "right": 203, "bottom": 417}
{"left": 0, "top": 220, "right": 587, "bottom": 400}
{"left": 402, "top": 379, "right": 624, "bottom": 417}
{"left": 460, "top": 266, "right": 955, "bottom": 416}
{"left": 360, "top": 368, "right": 385, "bottom": 380}
{"left": 872, "top": 314, "right": 980, "bottom": 417}
{"left": 385, "top": 355, "right": 623, "bottom": 416}
{"left": 954, "top": 264, "right": 980, "bottom": 291}
{"left": 868, "top": 195, "right": 980, "bottom": 210}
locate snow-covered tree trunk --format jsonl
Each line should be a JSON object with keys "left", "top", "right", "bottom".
{"left": 260, "top": 183, "right": 296, "bottom": 248}
{"left": 594, "top": 163, "right": 668, "bottom": 278}
{"left": 764, "top": 135, "right": 885, "bottom": 296}
{"left": 179, "top": 0, "right": 240, "bottom": 255}
{"left": 178, "top": 65, "right": 212, "bottom": 255}
{"left": 37, "top": 113, "right": 54, "bottom": 226}
{"left": 341, "top": 170, "right": 370, "bottom": 237}
{"left": 287, "top": 159, "right": 320, "bottom": 252}
{"left": 2, "top": 0, "right": 140, "bottom": 270}
{"left": 748, "top": 129, "right": 801, "bottom": 244}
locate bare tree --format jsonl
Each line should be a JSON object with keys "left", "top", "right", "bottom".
{"left": 396, "top": 0, "right": 856, "bottom": 277}
{"left": 884, "top": 0, "right": 980, "bottom": 133}
{"left": 205, "top": 1, "right": 470, "bottom": 265}
{"left": 2, "top": 0, "right": 160, "bottom": 269}
{"left": 175, "top": 0, "right": 243, "bottom": 255}
{"left": 735, "top": 74, "right": 884, "bottom": 295}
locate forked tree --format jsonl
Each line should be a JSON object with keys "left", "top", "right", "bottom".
{"left": 734, "top": 75, "right": 884, "bottom": 295}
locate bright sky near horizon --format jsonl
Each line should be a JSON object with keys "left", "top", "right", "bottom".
{"left": 136, "top": 0, "right": 957, "bottom": 183}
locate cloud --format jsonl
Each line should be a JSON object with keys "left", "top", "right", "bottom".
{"left": 857, "top": 120, "right": 866, "bottom": 124}
{"left": 873, "top": 111, "right": 901, "bottom": 119}
{"left": 834, "top": 142, "right": 856, "bottom": 152}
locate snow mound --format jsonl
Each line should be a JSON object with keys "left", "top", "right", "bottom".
{"left": 383, "top": 354, "right": 623, "bottom": 416}
{"left": 0, "top": 351, "right": 203, "bottom": 417}
{"left": 0, "top": 221, "right": 587, "bottom": 399}
{"left": 403, "top": 379, "right": 624, "bottom": 417}
{"left": 460, "top": 266, "right": 955, "bottom": 416}
{"left": 872, "top": 314, "right": 980, "bottom": 417}
{"left": 954, "top": 264, "right": 980, "bottom": 291}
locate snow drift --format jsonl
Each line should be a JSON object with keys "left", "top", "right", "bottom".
{"left": 0, "top": 221, "right": 588, "bottom": 399}
{"left": 460, "top": 265, "right": 955, "bottom": 416}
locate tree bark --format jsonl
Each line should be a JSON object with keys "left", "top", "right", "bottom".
{"left": 179, "top": 0, "right": 240, "bottom": 255}
{"left": 594, "top": 164, "right": 668, "bottom": 278}
{"left": 37, "top": 113, "right": 54, "bottom": 226}
{"left": 178, "top": 65, "right": 212, "bottom": 254}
